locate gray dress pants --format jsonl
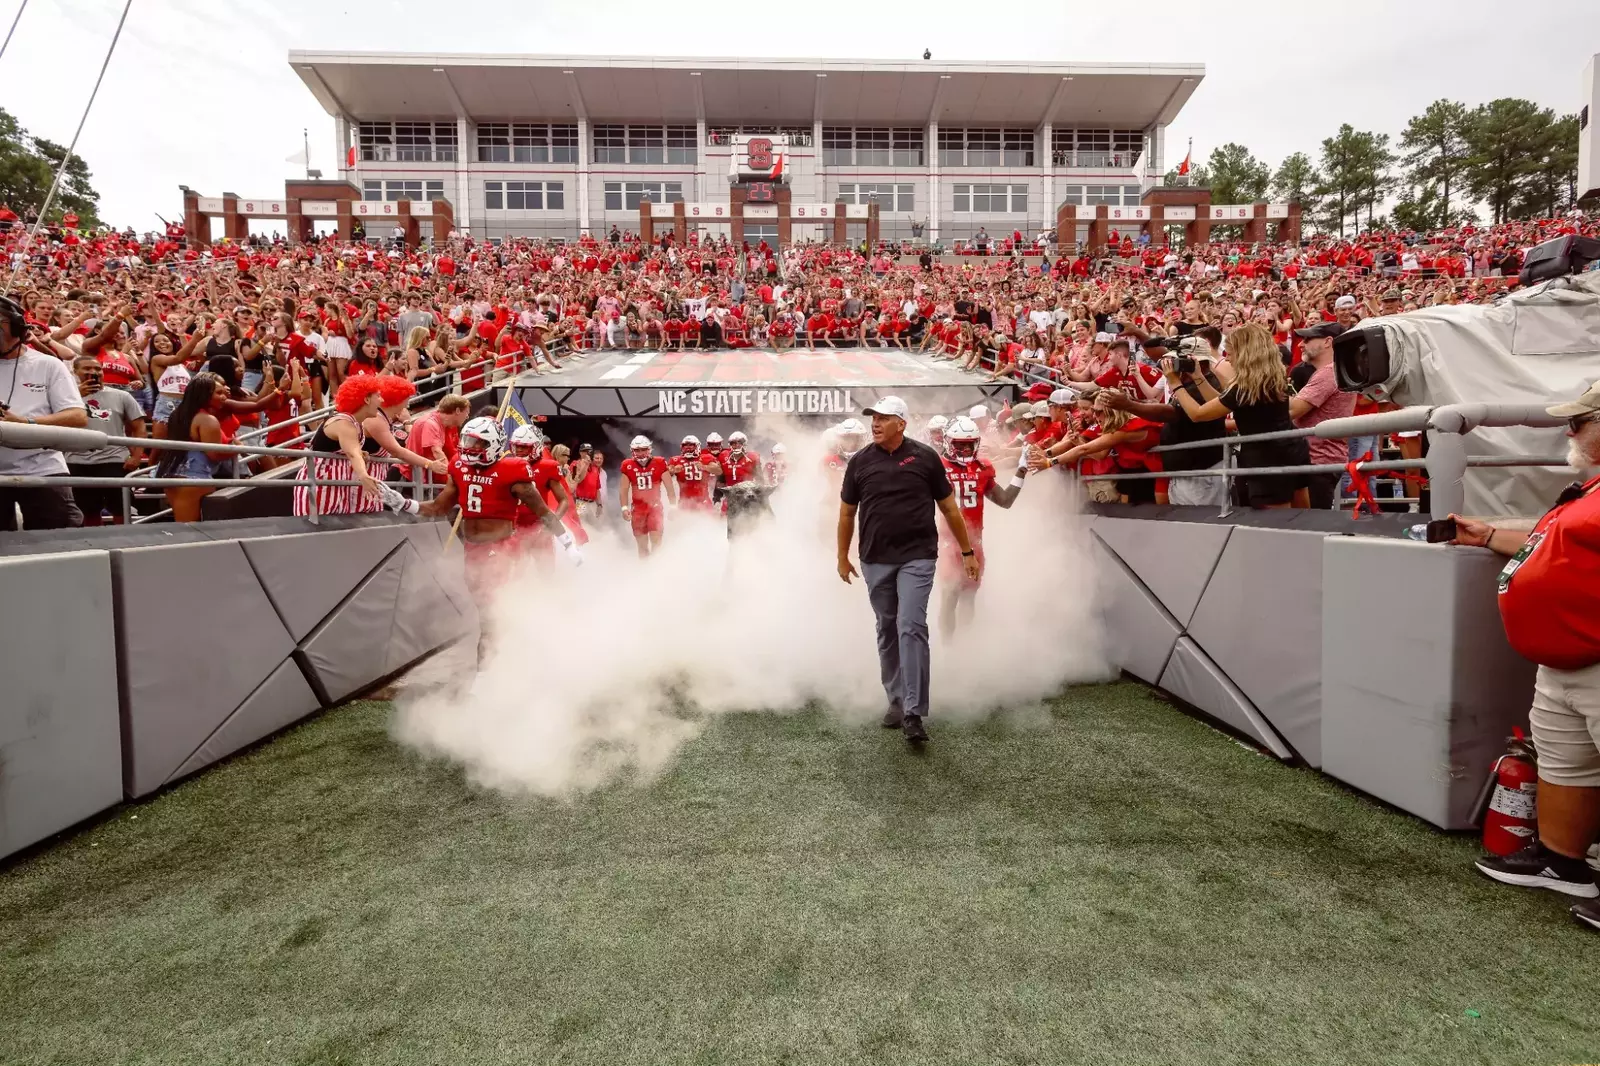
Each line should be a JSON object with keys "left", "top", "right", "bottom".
{"left": 862, "top": 558, "right": 936, "bottom": 718}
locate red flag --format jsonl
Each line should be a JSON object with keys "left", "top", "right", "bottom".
{"left": 1177, "top": 150, "right": 1191, "bottom": 177}
{"left": 347, "top": 145, "right": 356, "bottom": 168}
{"left": 769, "top": 153, "right": 784, "bottom": 181}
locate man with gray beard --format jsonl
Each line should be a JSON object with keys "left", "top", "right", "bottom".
{"left": 1459, "top": 379, "right": 1600, "bottom": 933}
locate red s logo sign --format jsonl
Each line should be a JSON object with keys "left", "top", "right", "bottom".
{"left": 747, "top": 138, "right": 772, "bottom": 171}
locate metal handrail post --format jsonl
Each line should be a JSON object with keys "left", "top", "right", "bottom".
{"left": 1218, "top": 440, "right": 1234, "bottom": 519}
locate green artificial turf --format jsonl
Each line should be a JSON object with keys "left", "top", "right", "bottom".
{"left": 2, "top": 682, "right": 1597, "bottom": 1066}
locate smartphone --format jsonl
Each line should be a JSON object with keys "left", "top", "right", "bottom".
{"left": 1425, "top": 518, "right": 1458, "bottom": 543}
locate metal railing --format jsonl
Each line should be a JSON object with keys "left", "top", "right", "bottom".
{"left": 0, "top": 344, "right": 565, "bottom": 527}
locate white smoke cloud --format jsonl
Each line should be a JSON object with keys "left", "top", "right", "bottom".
{"left": 392, "top": 424, "right": 1113, "bottom": 797}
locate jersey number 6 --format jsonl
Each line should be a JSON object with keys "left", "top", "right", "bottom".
{"left": 465, "top": 483, "right": 483, "bottom": 513}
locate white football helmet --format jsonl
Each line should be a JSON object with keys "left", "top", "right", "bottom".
{"left": 705, "top": 432, "right": 724, "bottom": 452}
{"left": 681, "top": 434, "right": 701, "bottom": 455}
{"left": 968, "top": 404, "right": 990, "bottom": 423}
{"left": 837, "top": 417, "right": 867, "bottom": 457}
{"left": 728, "top": 430, "right": 748, "bottom": 455}
{"left": 926, "top": 414, "right": 949, "bottom": 446}
{"left": 509, "top": 424, "right": 543, "bottom": 458}
{"left": 459, "top": 417, "right": 506, "bottom": 466}
{"left": 630, "top": 435, "right": 652, "bottom": 463}
{"left": 945, "top": 416, "right": 981, "bottom": 463}
{"left": 771, "top": 442, "right": 787, "bottom": 455}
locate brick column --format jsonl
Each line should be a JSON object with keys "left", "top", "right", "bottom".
{"left": 1144, "top": 206, "right": 1166, "bottom": 247}
{"left": 776, "top": 184, "right": 792, "bottom": 249}
{"left": 1086, "top": 206, "right": 1107, "bottom": 253}
{"left": 867, "top": 202, "right": 880, "bottom": 248}
{"left": 229, "top": 198, "right": 253, "bottom": 243}
{"left": 1055, "top": 202, "right": 1078, "bottom": 253}
{"left": 336, "top": 199, "right": 354, "bottom": 242}
{"left": 432, "top": 200, "right": 454, "bottom": 244}
{"left": 1243, "top": 203, "right": 1267, "bottom": 244}
{"left": 1188, "top": 209, "right": 1212, "bottom": 247}
{"left": 286, "top": 200, "right": 309, "bottom": 245}
{"left": 399, "top": 201, "right": 422, "bottom": 248}
{"left": 673, "top": 201, "right": 687, "bottom": 246}
{"left": 832, "top": 202, "right": 847, "bottom": 245}
{"left": 1278, "top": 203, "right": 1303, "bottom": 244}
{"left": 639, "top": 201, "right": 654, "bottom": 244}
{"left": 182, "top": 189, "right": 208, "bottom": 248}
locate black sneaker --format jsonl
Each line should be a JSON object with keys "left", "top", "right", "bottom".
{"left": 1572, "top": 896, "right": 1600, "bottom": 933}
{"left": 901, "top": 714, "right": 929, "bottom": 746}
{"left": 1475, "top": 842, "right": 1600, "bottom": 899}
{"left": 881, "top": 704, "right": 904, "bottom": 729}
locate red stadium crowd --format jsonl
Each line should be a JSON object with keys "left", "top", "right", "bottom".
{"left": 1, "top": 206, "right": 1596, "bottom": 530}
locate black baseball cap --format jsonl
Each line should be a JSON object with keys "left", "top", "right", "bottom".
{"left": 1293, "top": 321, "right": 1346, "bottom": 340}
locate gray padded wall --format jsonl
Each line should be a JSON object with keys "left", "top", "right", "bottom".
{"left": 0, "top": 551, "right": 122, "bottom": 860}
{"left": 1321, "top": 538, "right": 1537, "bottom": 829}
{"left": 1093, "top": 518, "right": 1234, "bottom": 626}
{"left": 1159, "top": 637, "right": 1295, "bottom": 759}
{"left": 240, "top": 526, "right": 410, "bottom": 642}
{"left": 117, "top": 541, "right": 298, "bottom": 797}
{"left": 1185, "top": 528, "right": 1326, "bottom": 766}
{"left": 1091, "top": 534, "right": 1183, "bottom": 685}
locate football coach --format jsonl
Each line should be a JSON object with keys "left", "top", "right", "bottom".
{"left": 837, "top": 395, "right": 980, "bottom": 746}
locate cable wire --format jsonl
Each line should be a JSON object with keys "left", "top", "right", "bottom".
{"left": 0, "top": 0, "right": 27, "bottom": 63}
{"left": 5, "top": 0, "right": 133, "bottom": 293}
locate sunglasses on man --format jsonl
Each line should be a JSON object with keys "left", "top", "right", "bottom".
{"left": 1569, "top": 412, "right": 1600, "bottom": 433}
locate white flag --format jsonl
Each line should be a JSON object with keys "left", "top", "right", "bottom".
{"left": 285, "top": 147, "right": 308, "bottom": 165}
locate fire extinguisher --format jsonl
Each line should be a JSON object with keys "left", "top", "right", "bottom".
{"left": 1474, "top": 728, "right": 1538, "bottom": 856}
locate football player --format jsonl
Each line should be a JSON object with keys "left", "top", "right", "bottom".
{"left": 764, "top": 442, "right": 788, "bottom": 487}
{"left": 925, "top": 414, "right": 949, "bottom": 453}
{"left": 937, "top": 416, "right": 1027, "bottom": 637}
{"left": 619, "top": 434, "right": 670, "bottom": 556}
{"left": 720, "top": 430, "right": 763, "bottom": 486}
{"left": 509, "top": 425, "right": 574, "bottom": 556}
{"left": 668, "top": 433, "right": 717, "bottom": 513}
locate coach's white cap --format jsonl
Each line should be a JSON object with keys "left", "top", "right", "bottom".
{"left": 1334, "top": 294, "right": 1357, "bottom": 309}
{"left": 863, "top": 395, "right": 909, "bottom": 421}
{"left": 1049, "top": 388, "right": 1079, "bottom": 406}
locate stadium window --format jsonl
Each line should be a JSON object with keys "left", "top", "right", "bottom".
{"left": 505, "top": 182, "right": 537, "bottom": 210}
{"left": 1111, "top": 129, "right": 1144, "bottom": 166}
{"left": 484, "top": 181, "right": 503, "bottom": 210}
{"left": 666, "top": 125, "right": 696, "bottom": 164}
{"left": 363, "top": 180, "right": 383, "bottom": 202}
{"left": 892, "top": 128, "right": 924, "bottom": 167}
{"left": 433, "top": 122, "right": 458, "bottom": 162}
{"left": 1002, "top": 129, "right": 1035, "bottom": 167}
{"left": 664, "top": 181, "right": 684, "bottom": 203}
{"left": 937, "top": 128, "right": 964, "bottom": 167}
{"left": 627, "top": 125, "right": 665, "bottom": 165}
{"left": 511, "top": 124, "right": 548, "bottom": 164}
{"left": 477, "top": 123, "right": 510, "bottom": 163}
{"left": 358, "top": 122, "right": 393, "bottom": 163}
{"left": 822, "top": 127, "right": 853, "bottom": 167}
{"left": 593, "top": 124, "right": 626, "bottom": 164}
{"left": 1076, "top": 129, "right": 1111, "bottom": 168}
{"left": 965, "top": 129, "right": 1001, "bottom": 167}
{"left": 1051, "top": 129, "right": 1073, "bottom": 166}
{"left": 603, "top": 182, "right": 622, "bottom": 210}
{"left": 1086, "top": 185, "right": 1120, "bottom": 206}
{"left": 424, "top": 180, "right": 444, "bottom": 203}
{"left": 546, "top": 181, "right": 565, "bottom": 210}
{"left": 551, "top": 124, "right": 578, "bottom": 163}
{"left": 385, "top": 180, "right": 422, "bottom": 202}
{"left": 896, "top": 184, "right": 915, "bottom": 212}
{"left": 836, "top": 183, "right": 855, "bottom": 203}
{"left": 855, "top": 128, "right": 890, "bottom": 167}
{"left": 1121, "top": 185, "right": 1141, "bottom": 205}
{"left": 1061, "top": 184, "right": 1085, "bottom": 205}
{"left": 394, "top": 122, "right": 434, "bottom": 162}
{"left": 952, "top": 184, "right": 970, "bottom": 212}
{"left": 1010, "top": 185, "right": 1028, "bottom": 213}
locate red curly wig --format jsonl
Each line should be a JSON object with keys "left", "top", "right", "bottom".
{"left": 333, "top": 375, "right": 383, "bottom": 415}
{"left": 374, "top": 373, "right": 418, "bottom": 409}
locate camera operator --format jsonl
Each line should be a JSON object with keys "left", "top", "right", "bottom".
{"left": 0, "top": 295, "right": 89, "bottom": 530}
{"left": 1097, "top": 332, "right": 1232, "bottom": 507}
{"left": 1460, "top": 379, "right": 1600, "bottom": 932}
{"left": 1288, "top": 322, "right": 1355, "bottom": 509}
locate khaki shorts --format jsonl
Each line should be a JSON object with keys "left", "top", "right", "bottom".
{"left": 1529, "top": 661, "right": 1600, "bottom": 787}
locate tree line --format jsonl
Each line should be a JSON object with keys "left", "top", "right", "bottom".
{"left": 0, "top": 107, "right": 103, "bottom": 230}
{"left": 1163, "top": 97, "right": 1582, "bottom": 238}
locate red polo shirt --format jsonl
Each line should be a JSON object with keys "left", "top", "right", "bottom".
{"left": 1498, "top": 476, "right": 1600, "bottom": 670}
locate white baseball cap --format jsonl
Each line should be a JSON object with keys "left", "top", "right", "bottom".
{"left": 863, "top": 395, "right": 909, "bottom": 421}
{"left": 1049, "top": 388, "right": 1079, "bottom": 406}
{"left": 968, "top": 404, "right": 990, "bottom": 420}
{"left": 1334, "top": 295, "right": 1357, "bottom": 309}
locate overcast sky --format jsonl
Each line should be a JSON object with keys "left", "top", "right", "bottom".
{"left": 5, "top": 0, "right": 1598, "bottom": 228}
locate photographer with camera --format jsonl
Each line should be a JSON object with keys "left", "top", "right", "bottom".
{"left": 1460, "top": 379, "right": 1600, "bottom": 932}
{"left": 1097, "top": 332, "right": 1232, "bottom": 507}
{"left": 0, "top": 295, "right": 88, "bottom": 530}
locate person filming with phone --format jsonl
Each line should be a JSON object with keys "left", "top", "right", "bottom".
{"left": 1458, "top": 379, "right": 1600, "bottom": 932}
{"left": 0, "top": 295, "right": 89, "bottom": 530}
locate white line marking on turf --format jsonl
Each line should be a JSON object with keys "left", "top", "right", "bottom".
{"left": 600, "top": 366, "right": 640, "bottom": 380}
{"left": 626, "top": 353, "right": 657, "bottom": 364}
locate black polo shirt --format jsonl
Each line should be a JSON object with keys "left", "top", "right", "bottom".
{"left": 840, "top": 436, "right": 952, "bottom": 565}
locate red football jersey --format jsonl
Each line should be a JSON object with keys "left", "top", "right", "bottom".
{"left": 451, "top": 455, "right": 531, "bottom": 522}
{"left": 622, "top": 456, "right": 669, "bottom": 504}
{"left": 668, "top": 454, "right": 714, "bottom": 502}
{"left": 942, "top": 456, "right": 997, "bottom": 533}
{"left": 721, "top": 450, "right": 761, "bottom": 485}
{"left": 516, "top": 456, "right": 564, "bottom": 527}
